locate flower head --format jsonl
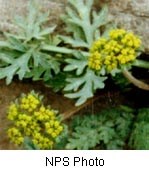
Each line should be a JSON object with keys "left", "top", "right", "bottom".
{"left": 7, "top": 91, "right": 64, "bottom": 150}
{"left": 88, "top": 29, "right": 141, "bottom": 73}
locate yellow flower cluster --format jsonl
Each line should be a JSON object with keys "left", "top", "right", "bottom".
{"left": 7, "top": 128, "right": 23, "bottom": 145}
{"left": 88, "top": 29, "right": 141, "bottom": 72}
{"left": 7, "top": 104, "right": 18, "bottom": 120}
{"left": 20, "top": 94, "right": 40, "bottom": 112}
{"left": 7, "top": 91, "right": 63, "bottom": 149}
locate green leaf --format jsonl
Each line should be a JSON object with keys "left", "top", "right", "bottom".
{"left": 61, "top": 0, "right": 109, "bottom": 48}
{"left": 129, "top": 121, "right": 149, "bottom": 150}
{"left": 64, "top": 68, "right": 107, "bottom": 106}
{"left": 64, "top": 52, "right": 87, "bottom": 75}
{"left": 54, "top": 124, "right": 69, "bottom": 150}
{"left": 66, "top": 126, "right": 99, "bottom": 150}
{"left": 39, "top": 26, "right": 56, "bottom": 37}
{"left": 0, "top": 53, "right": 14, "bottom": 64}
{"left": 92, "top": 6, "right": 108, "bottom": 32}
{"left": 32, "top": 51, "right": 50, "bottom": 67}
{"left": 98, "top": 126, "right": 115, "bottom": 144}
{"left": 67, "top": 107, "right": 135, "bottom": 150}
{"left": 0, "top": 41, "right": 11, "bottom": 48}
{"left": 129, "top": 108, "right": 149, "bottom": 150}
{"left": 26, "top": 51, "right": 60, "bottom": 81}
{"left": 48, "top": 59, "right": 60, "bottom": 75}
{"left": 0, "top": 0, "right": 61, "bottom": 85}
{"left": 4, "top": 34, "right": 27, "bottom": 52}
{"left": 45, "top": 73, "right": 66, "bottom": 92}
{"left": 25, "top": 67, "right": 45, "bottom": 81}
{"left": 12, "top": 0, "right": 56, "bottom": 41}
{"left": 0, "top": 50, "right": 32, "bottom": 84}
{"left": 33, "top": 51, "right": 60, "bottom": 74}
{"left": 23, "top": 137, "right": 40, "bottom": 150}
{"left": 59, "top": 35, "right": 89, "bottom": 48}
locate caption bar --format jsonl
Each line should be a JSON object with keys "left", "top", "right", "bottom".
{"left": 0, "top": 151, "right": 149, "bottom": 177}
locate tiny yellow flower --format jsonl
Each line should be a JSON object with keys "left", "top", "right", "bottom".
{"left": 51, "top": 132, "right": 57, "bottom": 138}
{"left": 54, "top": 121, "right": 60, "bottom": 128}
{"left": 40, "top": 106, "right": 46, "bottom": 112}
{"left": 47, "top": 128, "right": 53, "bottom": 135}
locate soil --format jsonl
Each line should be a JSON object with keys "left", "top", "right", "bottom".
{"left": 0, "top": 77, "right": 149, "bottom": 150}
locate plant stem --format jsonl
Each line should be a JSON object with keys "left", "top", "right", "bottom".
{"left": 122, "top": 69, "right": 149, "bottom": 91}
{"left": 41, "top": 45, "right": 89, "bottom": 56}
{"left": 132, "top": 59, "right": 149, "bottom": 69}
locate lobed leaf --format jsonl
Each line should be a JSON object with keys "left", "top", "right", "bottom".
{"left": 64, "top": 52, "right": 88, "bottom": 75}
{"left": 66, "top": 107, "right": 135, "bottom": 150}
{"left": 0, "top": 50, "right": 32, "bottom": 84}
{"left": 61, "top": 0, "right": 109, "bottom": 48}
{"left": 64, "top": 68, "right": 107, "bottom": 106}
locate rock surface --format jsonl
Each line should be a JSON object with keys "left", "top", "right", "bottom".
{"left": 101, "top": 0, "right": 149, "bottom": 54}
{"left": 0, "top": 0, "right": 149, "bottom": 53}
{"left": 0, "top": 0, "right": 66, "bottom": 32}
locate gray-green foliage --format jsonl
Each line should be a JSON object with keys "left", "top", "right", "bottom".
{"left": 66, "top": 106, "right": 134, "bottom": 150}
{"left": 43, "top": 0, "right": 110, "bottom": 106}
{"left": 61, "top": 0, "right": 110, "bottom": 106}
{"left": 64, "top": 68, "right": 106, "bottom": 106}
{"left": 129, "top": 108, "right": 149, "bottom": 150}
{"left": 63, "top": 52, "right": 107, "bottom": 106}
{"left": 60, "top": 0, "right": 108, "bottom": 48}
{"left": 23, "top": 137, "right": 40, "bottom": 150}
{"left": 0, "top": 0, "right": 60, "bottom": 84}
{"left": 0, "top": 0, "right": 112, "bottom": 106}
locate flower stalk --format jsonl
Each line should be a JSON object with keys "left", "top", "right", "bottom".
{"left": 122, "top": 69, "right": 149, "bottom": 91}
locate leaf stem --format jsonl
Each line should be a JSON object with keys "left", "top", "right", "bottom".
{"left": 41, "top": 45, "right": 89, "bottom": 56}
{"left": 132, "top": 59, "right": 149, "bottom": 69}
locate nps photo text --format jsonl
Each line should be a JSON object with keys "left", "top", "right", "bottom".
{"left": 45, "top": 156, "right": 104, "bottom": 167}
